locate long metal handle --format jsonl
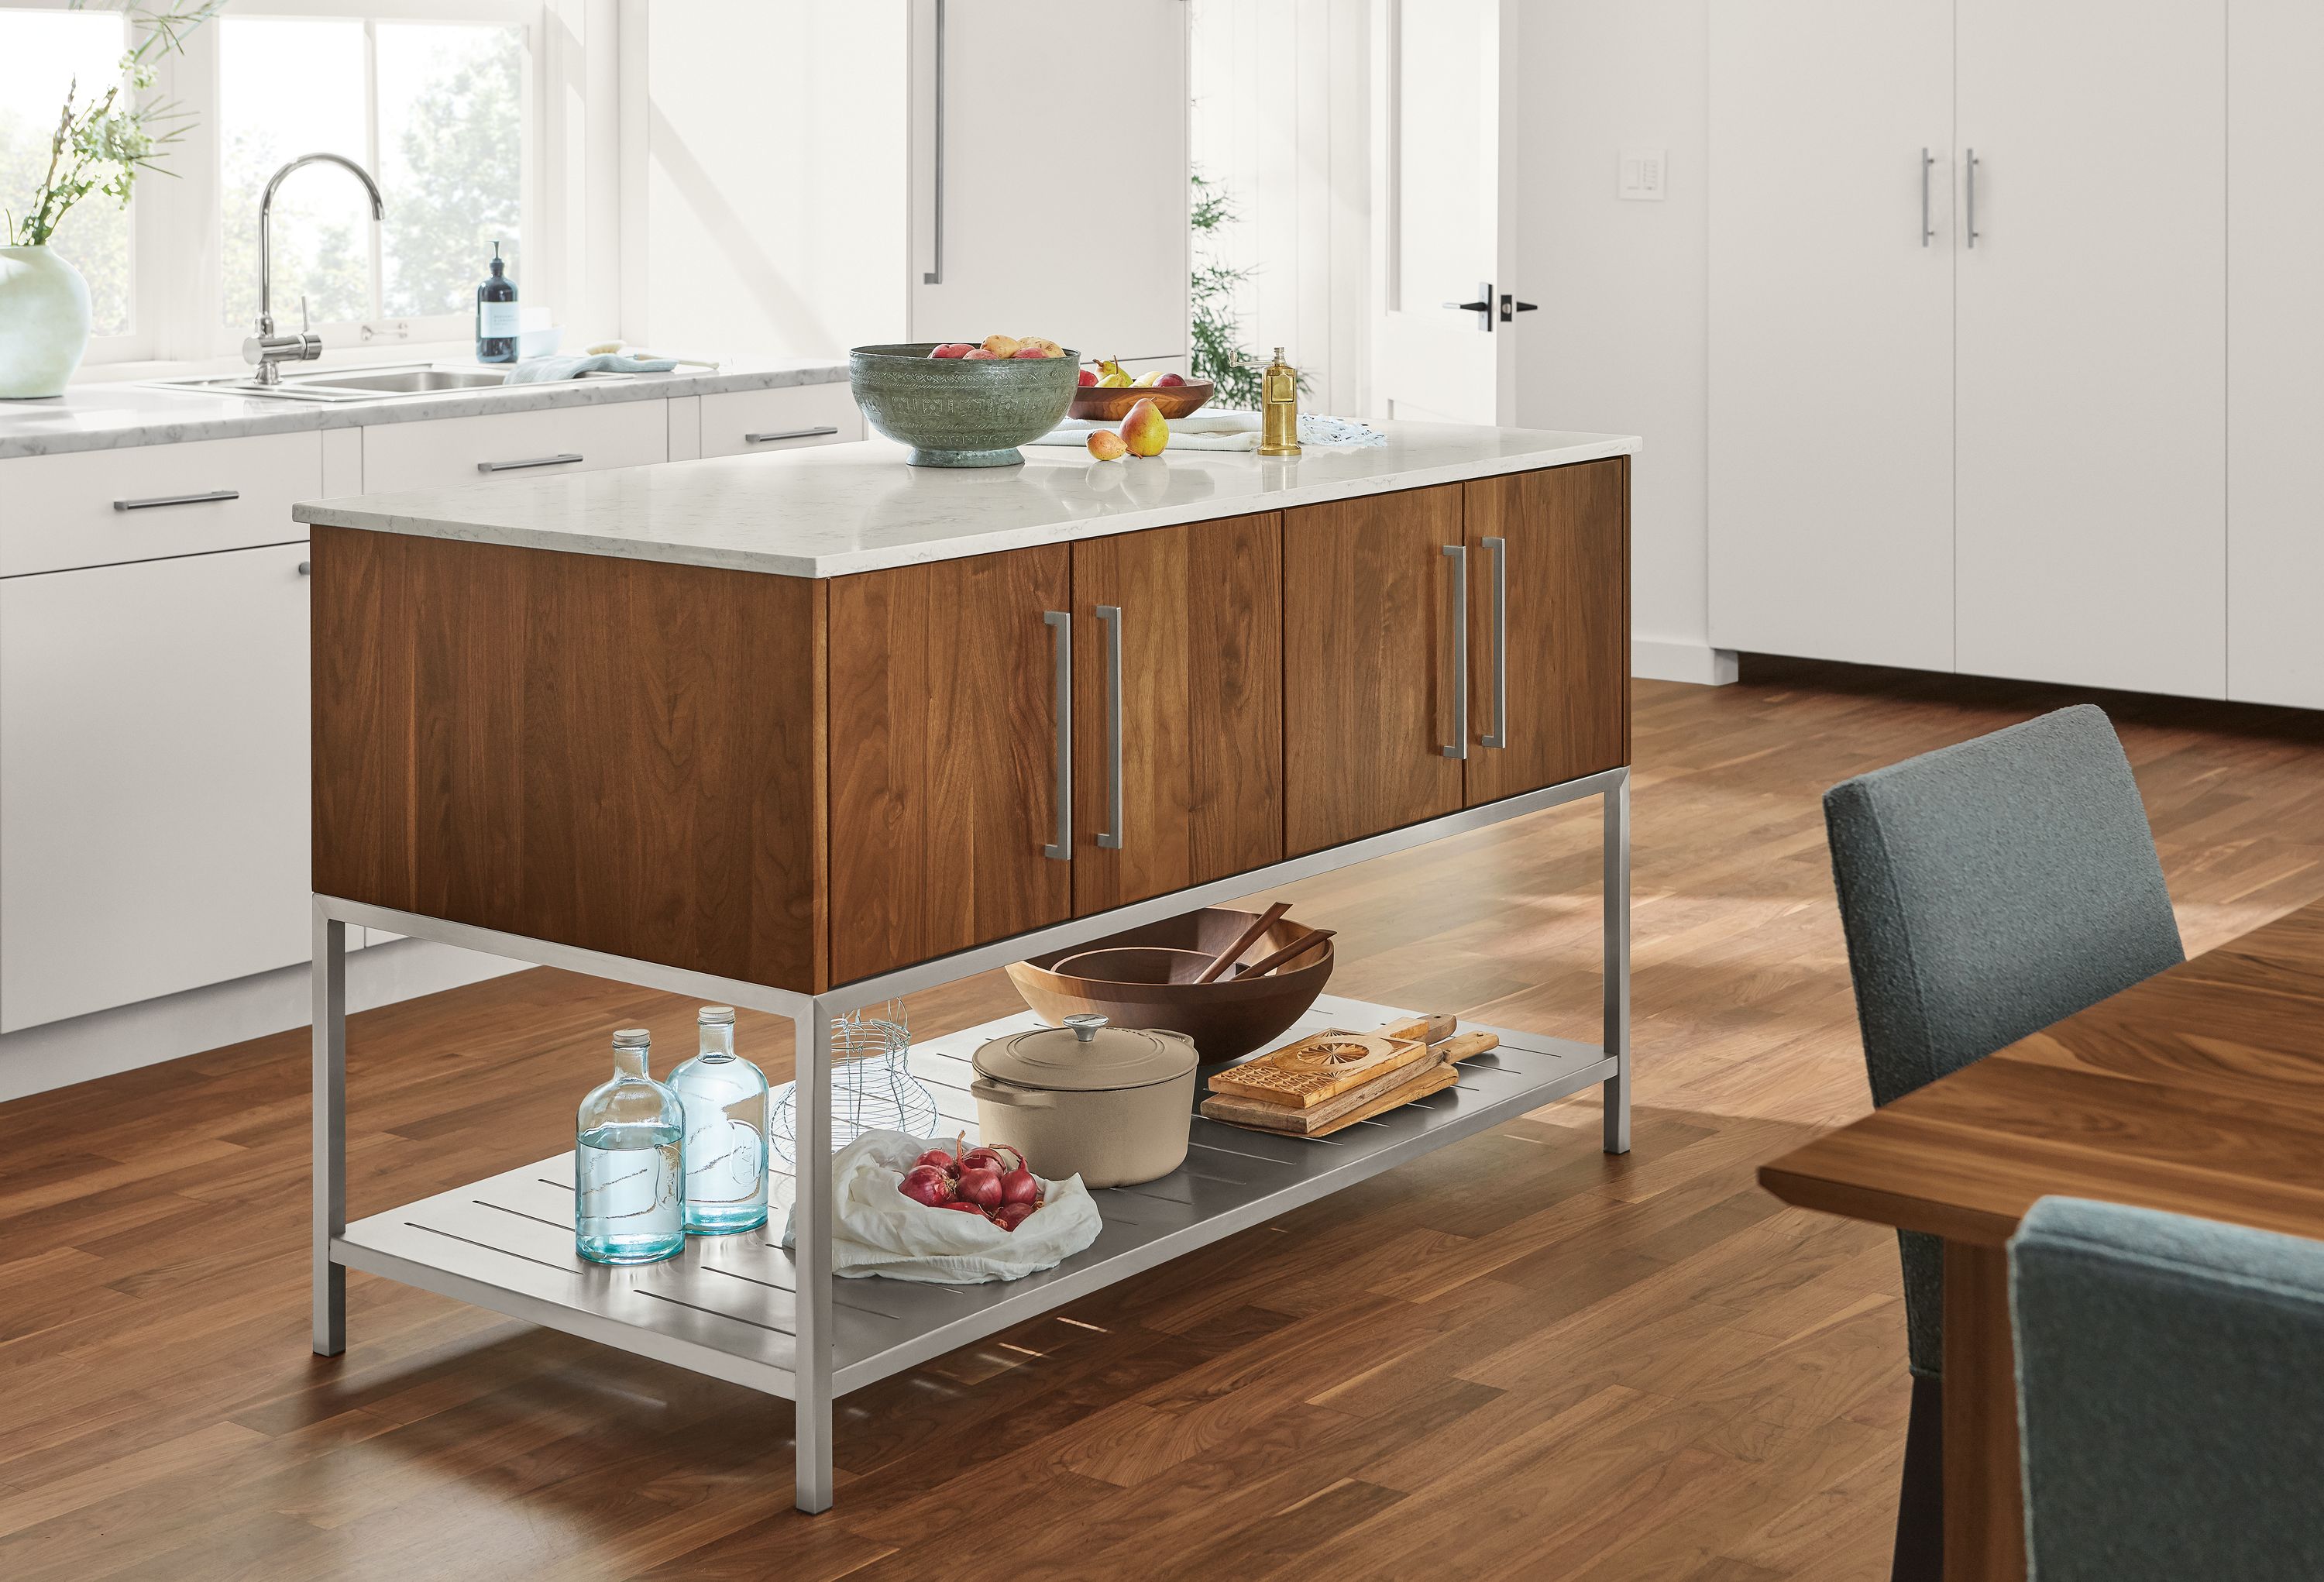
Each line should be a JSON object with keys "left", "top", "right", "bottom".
{"left": 1921, "top": 148, "right": 1934, "bottom": 246}
{"left": 1043, "top": 610, "right": 1071, "bottom": 859}
{"left": 1442, "top": 544, "right": 1468, "bottom": 760}
{"left": 743, "top": 425, "right": 840, "bottom": 444}
{"left": 1481, "top": 535, "right": 1508, "bottom": 749}
{"left": 1965, "top": 148, "right": 1978, "bottom": 248}
{"left": 113, "top": 489, "right": 239, "bottom": 511}
{"left": 477, "top": 452, "right": 583, "bottom": 473}
{"left": 1095, "top": 604, "right": 1123, "bottom": 850}
{"left": 923, "top": 0, "right": 945, "bottom": 285}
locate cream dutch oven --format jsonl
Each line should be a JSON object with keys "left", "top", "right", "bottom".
{"left": 970, "top": 1013, "right": 1198, "bottom": 1188}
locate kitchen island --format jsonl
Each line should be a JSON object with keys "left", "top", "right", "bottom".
{"left": 295, "top": 422, "right": 1638, "bottom": 1511}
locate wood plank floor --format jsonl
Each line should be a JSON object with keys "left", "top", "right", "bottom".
{"left": 5, "top": 656, "right": 2320, "bottom": 1581}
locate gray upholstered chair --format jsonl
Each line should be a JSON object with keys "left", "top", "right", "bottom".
{"left": 1821, "top": 703, "right": 2184, "bottom": 1581}
{"left": 2010, "top": 1196, "right": 2324, "bottom": 1579}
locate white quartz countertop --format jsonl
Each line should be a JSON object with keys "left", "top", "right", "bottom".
{"left": 293, "top": 425, "right": 1639, "bottom": 579}
{"left": 0, "top": 356, "right": 847, "bottom": 459}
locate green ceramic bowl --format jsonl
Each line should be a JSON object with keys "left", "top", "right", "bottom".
{"left": 848, "top": 342, "right": 1081, "bottom": 467}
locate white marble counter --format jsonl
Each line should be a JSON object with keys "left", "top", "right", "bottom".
{"left": 293, "top": 425, "right": 1641, "bottom": 579}
{"left": 0, "top": 356, "right": 847, "bottom": 459}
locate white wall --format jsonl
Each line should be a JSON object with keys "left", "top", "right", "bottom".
{"left": 1514, "top": 0, "right": 1730, "bottom": 685}
{"left": 1189, "top": 0, "right": 1370, "bottom": 414}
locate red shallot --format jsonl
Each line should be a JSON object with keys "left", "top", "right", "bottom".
{"left": 898, "top": 1164, "right": 955, "bottom": 1206}
{"left": 956, "top": 1166, "right": 1005, "bottom": 1209}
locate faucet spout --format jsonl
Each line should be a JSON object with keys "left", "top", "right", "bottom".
{"left": 248, "top": 153, "right": 387, "bottom": 383}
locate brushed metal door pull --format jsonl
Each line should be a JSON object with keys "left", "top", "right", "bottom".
{"left": 113, "top": 489, "right": 239, "bottom": 511}
{"left": 1096, "top": 604, "right": 1124, "bottom": 850}
{"left": 743, "top": 426, "right": 840, "bottom": 444}
{"left": 1442, "top": 544, "right": 1469, "bottom": 759}
{"left": 923, "top": 0, "right": 946, "bottom": 285}
{"left": 478, "top": 453, "right": 583, "bottom": 473}
{"left": 1965, "top": 148, "right": 1981, "bottom": 248}
{"left": 1043, "top": 610, "right": 1071, "bottom": 860}
{"left": 1481, "top": 535, "right": 1508, "bottom": 749}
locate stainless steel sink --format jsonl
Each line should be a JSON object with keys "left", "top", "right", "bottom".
{"left": 145, "top": 363, "right": 630, "bottom": 404}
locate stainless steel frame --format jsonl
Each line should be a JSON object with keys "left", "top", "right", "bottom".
{"left": 311, "top": 765, "right": 1631, "bottom": 1514}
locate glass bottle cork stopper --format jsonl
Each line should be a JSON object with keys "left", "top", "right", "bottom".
{"left": 698, "top": 1006, "right": 735, "bottom": 1026}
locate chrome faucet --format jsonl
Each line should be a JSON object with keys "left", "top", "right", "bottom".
{"left": 243, "top": 153, "right": 386, "bottom": 384}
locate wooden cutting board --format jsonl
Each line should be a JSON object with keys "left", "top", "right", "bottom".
{"left": 1206, "top": 1013, "right": 1453, "bottom": 1109}
{"left": 1208, "top": 1058, "right": 1462, "bottom": 1140}
{"left": 1201, "top": 1032, "right": 1497, "bottom": 1134}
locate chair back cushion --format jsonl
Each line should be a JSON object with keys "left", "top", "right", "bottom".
{"left": 1824, "top": 703, "right": 2183, "bottom": 1373}
{"left": 2011, "top": 1196, "right": 2324, "bottom": 1580}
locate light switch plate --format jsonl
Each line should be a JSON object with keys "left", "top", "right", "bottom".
{"left": 1618, "top": 147, "right": 1667, "bottom": 201}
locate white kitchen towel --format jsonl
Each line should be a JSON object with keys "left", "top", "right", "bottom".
{"left": 779, "top": 1130, "right": 1102, "bottom": 1284}
{"left": 1031, "top": 410, "right": 1387, "bottom": 451}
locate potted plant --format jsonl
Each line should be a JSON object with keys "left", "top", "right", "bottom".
{"left": 2, "top": 2, "right": 221, "bottom": 399}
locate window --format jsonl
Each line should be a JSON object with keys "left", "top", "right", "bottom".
{"left": 0, "top": 5, "right": 135, "bottom": 337}
{"left": 218, "top": 14, "right": 527, "bottom": 339}
{"left": 0, "top": 0, "right": 546, "bottom": 367}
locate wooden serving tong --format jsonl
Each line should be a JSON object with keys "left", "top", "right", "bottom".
{"left": 1191, "top": 901, "right": 1290, "bottom": 983}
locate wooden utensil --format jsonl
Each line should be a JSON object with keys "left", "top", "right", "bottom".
{"left": 1192, "top": 901, "right": 1291, "bottom": 985}
{"left": 1230, "top": 928, "right": 1336, "bottom": 981}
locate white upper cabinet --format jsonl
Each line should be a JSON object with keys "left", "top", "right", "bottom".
{"left": 1952, "top": 0, "right": 2226, "bottom": 699}
{"left": 2226, "top": 0, "right": 2324, "bottom": 710}
{"left": 908, "top": 0, "right": 1188, "bottom": 363}
{"left": 1707, "top": 0, "right": 1956, "bottom": 671}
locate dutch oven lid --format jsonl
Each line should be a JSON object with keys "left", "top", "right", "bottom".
{"left": 973, "top": 1014, "right": 1198, "bottom": 1093}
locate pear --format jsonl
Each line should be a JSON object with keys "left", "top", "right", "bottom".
{"left": 1119, "top": 398, "right": 1169, "bottom": 457}
{"left": 1086, "top": 429, "right": 1128, "bottom": 460}
{"left": 982, "top": 334, "right": 1023, "bottom": 358}
{"left": 1097, "top": 371, "right": 1133, "bottom": 388}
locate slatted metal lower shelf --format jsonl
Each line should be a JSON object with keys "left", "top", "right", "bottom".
{"left": 334, "top": 994, "right": 1615, "bottom": 1400}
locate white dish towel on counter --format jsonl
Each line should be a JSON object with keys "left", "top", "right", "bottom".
{"left": 1031, "top": 410, "right": 1387, "bottom": 451}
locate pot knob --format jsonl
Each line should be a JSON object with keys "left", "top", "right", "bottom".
{"left": 1064, "top": 1013, "right": 1109, "bottom": 1044}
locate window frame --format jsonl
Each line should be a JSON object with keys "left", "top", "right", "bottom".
{"left": 0, "top": 0, "right": 548, "bottom": 369}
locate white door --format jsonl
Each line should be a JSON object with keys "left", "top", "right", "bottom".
{"left": 1954, "top": 0, "right": 2227, "bottom": 698}
{"left": 908, "top": 0, "right": 1188, "bottom": 366}
{"left": 1707, "top": 1, "right": 1955, "bottom": 671}
{"left": 2226, "top": 0, "right": 2324, "bottom": 709}
{"left": 1, "top": 544, "right": 315, "bottom": 1032}
{"left": 1370, "top": 0, "right": 1518, "bottom": 425}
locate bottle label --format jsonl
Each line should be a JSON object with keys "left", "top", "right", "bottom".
{"left": 479, "top": 301, "right": 520, "bottom": 338}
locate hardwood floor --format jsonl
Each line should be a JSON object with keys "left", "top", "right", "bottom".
{"left": 5, "top": 656, "right": 2320, "bottom": 1580}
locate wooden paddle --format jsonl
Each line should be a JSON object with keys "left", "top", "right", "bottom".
{"left": 1191, "top": 901, "right": 1292, "bottom": 984}
{"left": 1232, "top": 927, "right": 1336, "bottom": 980}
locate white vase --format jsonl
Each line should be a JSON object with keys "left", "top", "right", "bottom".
{"left": 0, "top": 245, "right": 94, "bottom": 400}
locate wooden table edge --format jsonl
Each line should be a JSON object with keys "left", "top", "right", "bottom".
{"left": 1755, "top": 1161, "right": 2022, "bottom": 1249}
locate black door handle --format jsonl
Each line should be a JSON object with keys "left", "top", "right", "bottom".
{"left": 1441, "top": 280, "right": 1494, "bottom": 332}
{"left": 1499, "top": 294, "right": 1538, "bottom": 322}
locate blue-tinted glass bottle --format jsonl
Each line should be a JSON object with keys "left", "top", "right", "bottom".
{"left": 575, "top": 1027, "right": 686, "bottom": 1264}
{"left": 669, "top": 1006, "right": 770, "bottom": 1234}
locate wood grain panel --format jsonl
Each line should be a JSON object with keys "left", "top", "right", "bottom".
{"left": 827, "top": 545, "right": 1073, "bottom": 983}
{"left": 1071, "top": 514, "right": 1284, "bottom": 915}
{"left": 1943, "top": 1242, "right": 2024, "bottom": 1582}
{"left": 310, "top": 526, "right": 827, "bottom": 991}
{"left": 1463, "top": 458, "right": 1631, "bottom": 802}
{"left": 1281, "top": 483, "right": 1466, "bottom": 856}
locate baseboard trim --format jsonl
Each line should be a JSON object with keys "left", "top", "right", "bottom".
{"left": 1634, "top": 639, "right": 1740, "bottom": 686}
{"left": 0, "top": 938, "right": 528, "bottom": 1105}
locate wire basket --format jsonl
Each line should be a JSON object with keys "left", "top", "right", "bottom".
{"left": 769, "top": 999, "right": 940, "bottom": 1164}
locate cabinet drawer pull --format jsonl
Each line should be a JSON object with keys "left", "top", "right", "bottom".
{"left": 924, "top": 0, "right": 947, "bottom": 285}
{"left": 476, "top": 452, "right": 583, "bottom": 473}
{"left": 1442, "top": 544, "right": 1469, "bottom": 760}
{"left": 1096, "top": 604, "right": 1124, "bottom": 851}
{"left": 1481, "top": 535, "right": 1508, "bottom": 749}
{"left": 1043, "top": 610, "right": 1071, "bottom": 860}
{"left": 743, "top": 425, "right": 840, "bottom": 444}
{"left": 297, "top": 560, "right": 311, "bottom": 576}
{"left": 113, "top": 489, "right": 239, "bottom": 511}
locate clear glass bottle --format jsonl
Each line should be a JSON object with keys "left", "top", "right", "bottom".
{"left": 669, "top": 1006, "right": 770, "bottom": 1234}
{"left": 575, "top": 1027, "right": 686, "bottom": 1264}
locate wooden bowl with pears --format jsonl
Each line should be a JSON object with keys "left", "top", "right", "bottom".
{"left": 1070, "top": 360, "right": 1215, "bottom": 422}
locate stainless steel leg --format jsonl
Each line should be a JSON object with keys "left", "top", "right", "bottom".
{"left": 792, "top": 999, "right": 835, "bottom": 1513}
{"left": 1603, "top": 769, "right": 1632, "bottom": 1155}
{"left": 312, "top": 905, "right": 349, "bottom": 1354}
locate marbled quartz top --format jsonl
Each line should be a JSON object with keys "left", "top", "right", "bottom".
{"left": 0, "top": 356, "right": 847, "bottom": 460}
{"left": 293, "top": 425, "right": 1640, "bottom": 579}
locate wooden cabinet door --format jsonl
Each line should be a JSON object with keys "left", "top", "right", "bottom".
{"left": 1463, "top": 460, "right": 1631, "bottom": 804}
{"left": 2, "top": 545, "right": 312, "bottom": 1032}
{"left": 1282, "top": 485, "right": 1466, "bottom": 856}
{"left": 828, "top": 545, "right": 1073, "bottom": 982}
{"left": 1071, "top": 514, "right": 1282, "bottom": 916}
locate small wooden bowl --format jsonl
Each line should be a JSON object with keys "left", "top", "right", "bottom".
{"left": 1007, "top": 908, "right": 1333, "bottom": 1062}
{"left": 1068, "top": 380, "right": 1214, "bottom": 423}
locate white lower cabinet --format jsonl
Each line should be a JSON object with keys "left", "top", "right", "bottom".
{"left": 699, "top": 382, "right": 862, "bottom": 459}
{"left": 359, "top": 398, "right": 668, "bottom": 492}
{"left": 1, "top": 542, "right": 315, "bottom": 1033}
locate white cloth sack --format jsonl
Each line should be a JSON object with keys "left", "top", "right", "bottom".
{"left": 1030, "top": 409, "right": 1387, "bottom": 451}
{"left": 780, "top": 1130, "right": 1102, "bottom": 1284}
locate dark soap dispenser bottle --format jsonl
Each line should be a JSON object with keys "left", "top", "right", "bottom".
{"left": 476, "top": 242, "right": 517, "bottom": 364}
